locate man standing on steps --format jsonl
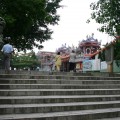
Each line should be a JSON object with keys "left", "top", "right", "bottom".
{"left": 1, "top": 37, "right": 14, "bottom": 73}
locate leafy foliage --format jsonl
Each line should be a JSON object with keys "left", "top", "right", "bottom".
{"left": 0, "top": 0, "right": 62, "bottom": 50}
{"left": 98, "top": 50, "right": 105, "bottom": 61}
{"left": 114, "top": 39, "right": 120, "bottom": 60}
{"left": 11, "top": 51, "right": 40, "bottom": 69}
{"left": 88, "top": 0, "right": 120, "bottom": 36}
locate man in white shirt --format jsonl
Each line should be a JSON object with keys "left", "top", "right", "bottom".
{"left": 1, "top": 37, "right": 14, "bottom": 73}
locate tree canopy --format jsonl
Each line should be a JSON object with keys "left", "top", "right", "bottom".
{"left": 0, "top": 0, "right": 62, "bottom": 50}
{"left": 88, "top": 0, "right": 120, "bottom": 37}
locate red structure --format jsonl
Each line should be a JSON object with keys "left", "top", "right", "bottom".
{"left": 79, "top": 35, "right": 101, "bottom": 58}
{"left": 61, "top": 35, "right": 101, "bottom": 61}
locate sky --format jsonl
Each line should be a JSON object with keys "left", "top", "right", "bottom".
{"left": 35, "top": 0, "right": 113, "bottom": 53}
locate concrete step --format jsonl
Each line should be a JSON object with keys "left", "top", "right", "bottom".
{"left": 0, "top": 72, "right": 120, "bottom": 119}
{"left": 0, "top": 95, "right": 120, "bottom": 104}
{"left": 96, "top": 117, "right": 120, "bottom": 120}
{"left": 0, "top": 70, "right": 93, "bottom": 76}
{"left": 0, "top": 101, "right": 120, "bottom": 114}
{"left": 0, "top": 89, "right": 120, "bottom": 96}
{"left": 1, "top": 84, "right": 120, "bottom": 89}
{"left": 1, "top": 78, "right": 120, "bottom": 84}
{"left": 0, "top": 74, "right": 120, "bottom": 80}
{"left": 1, "top": 70, "right": 120, "bottom": 77}
{"left": 0, "top": 108, "right": 120, "bottom": 120}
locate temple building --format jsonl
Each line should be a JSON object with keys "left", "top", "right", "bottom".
{"left": 37, "top": 34, "right": 102, "bottom": 72}
{"left": 59, "top": 34, "right": 101, "bottom": 71}
{"left": 78, "top": 34, "right": 101, "bottom": 58}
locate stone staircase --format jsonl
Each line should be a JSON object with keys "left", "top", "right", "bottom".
{"left": 0, "top": 71, "right": 120, "bottom": 120}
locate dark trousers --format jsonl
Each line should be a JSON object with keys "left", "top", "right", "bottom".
{"left": 69, "top": 62, "right": 76, "bottom": 71}
{"left": 3, "top": 53, "right": 11, "bottom": 71}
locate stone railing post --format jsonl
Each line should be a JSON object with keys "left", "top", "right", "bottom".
{"left": 105, "top": 44, "right": 114, "bottom": 73}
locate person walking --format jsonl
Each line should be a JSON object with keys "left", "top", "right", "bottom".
{"left": 55, "top": 52, "right": 62, "bottom": 72}
{"left": 1, "top": 37, "right": 14, "bottom": 73}
{"left": 69, "top": 50, "right": 76, "bottom": 72}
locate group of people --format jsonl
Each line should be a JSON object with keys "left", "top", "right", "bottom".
{"left": 53, "top": 50, "right": 76, "bottom": 72}
{"left": 1, "top": 38, "right": 76, "bottom": 73}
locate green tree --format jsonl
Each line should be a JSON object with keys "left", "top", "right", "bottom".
{"left": 98, "top": 50, "right": 105, "bottom": 61}
{"left": 88, "top": 0, "right": 120, "bottom": 36}
{"left": 11, "top": 51, "right": 40, "bottom": 69}
{"left": 0, "top": 0, "right": 62, "bottom": 50}
{"left": 114, "top": 38, "right": 120, "bottom": 60}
